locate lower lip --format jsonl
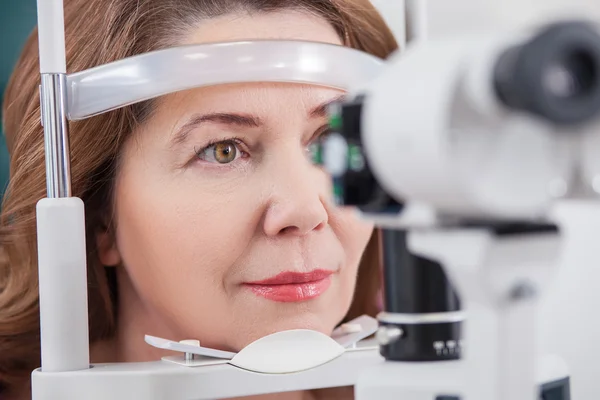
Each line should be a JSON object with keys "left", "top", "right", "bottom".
{"left": 245, "top": 277, "right": 332, "bottom": 302}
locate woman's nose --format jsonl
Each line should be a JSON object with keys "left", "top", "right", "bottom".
{"left": 261, "top": 153, "right": 330, "bottom": 237}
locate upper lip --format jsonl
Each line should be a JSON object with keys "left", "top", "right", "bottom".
{"left": 245, "top": 269, "right": 334, "bottom": 285}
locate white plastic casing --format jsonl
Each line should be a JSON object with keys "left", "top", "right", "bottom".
{"left": 36, "top": 197, "right": 90, "bottom": 372}
{"left": 36, "top": 0, "right": 67, "bottom": 74}
{"left": 361, "top": 34, "right": 575, "bottom": 220}
{"left": 580, "top": 128, "right": 600, "bottom": 192}
{"left": 65, "top": 41, "right": 383, "bottom": 120}
{"left": 538, "top": 201, "right": 600, "bottom": 398}
{"left": 355, "top": 354, "right": 568, "bottom": 400}
{"left": 31, "top": 348, "right": 382, "bottom": 400}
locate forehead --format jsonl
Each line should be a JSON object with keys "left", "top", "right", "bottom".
{"left": 181, "top": 9, "right": 343, "bottom": 46}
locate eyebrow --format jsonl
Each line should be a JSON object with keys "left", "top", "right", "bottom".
{"left": 170, "top": 95, "right": 346, "bottom": 147}
{"left": 171, "top": 113, "right": 261, "bottom": 147}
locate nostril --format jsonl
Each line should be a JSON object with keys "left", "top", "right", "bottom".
{"left": 314, "top": 221, "right": 328, "bottom": 231}
{"left": 278, "top": 220, "right": 326, "bottom": 236}
{"left": 279, "top": 226, "right": 297, "bottom": 235}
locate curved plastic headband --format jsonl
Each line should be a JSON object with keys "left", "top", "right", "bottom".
{"left": 66, "top": 40, "right": 384, "bottom": 120}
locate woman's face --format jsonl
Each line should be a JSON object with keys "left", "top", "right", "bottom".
{"left": 100, "top": 9, "right": 374, "bottom": 357}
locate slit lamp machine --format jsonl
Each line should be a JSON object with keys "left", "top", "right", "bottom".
{"left": 30, "top": 0, "right": 600, "bottom": 398}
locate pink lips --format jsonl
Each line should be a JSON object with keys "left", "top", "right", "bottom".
{"left": 244, "top": 270, "right": 334, "bottom": 302}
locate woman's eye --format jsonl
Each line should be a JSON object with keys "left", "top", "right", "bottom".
{"left": 196, "top": 140, "right": 241, "bottom": 164}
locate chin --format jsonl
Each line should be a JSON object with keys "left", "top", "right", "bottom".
{"left": 232, "top": 311, "right": 340, "bottom": 350}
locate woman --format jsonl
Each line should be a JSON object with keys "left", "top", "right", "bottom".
{"left": 0, "top": 0, "right": 397, "bottom": 398}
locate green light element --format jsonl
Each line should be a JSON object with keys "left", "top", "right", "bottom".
{"left": 329, "top": 114, "right": 343, "bottom": 131}
{"left": 348, "top": 145, "right": 365, "bottom": 171}
{"left": 328, "top": 102, "right": 343, "bottom": 131}
{"left": 333, "top": 181, "right": 344, "bottom": 205}
{"left": 308, "top": 142, "right": 323, "bottom": 165}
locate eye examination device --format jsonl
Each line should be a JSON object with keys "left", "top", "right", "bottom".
{"left": 30, "top": 0, "right": 600, "bottom": 399}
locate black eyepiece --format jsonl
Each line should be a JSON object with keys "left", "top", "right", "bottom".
{"left": 542, "top": 49, "right": 597, "bottom": 100}
{"left": 495, "top": 21, "right": 600, "bottom": 126}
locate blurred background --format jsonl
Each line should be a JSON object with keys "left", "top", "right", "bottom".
{"left": 0, "top": 0, "right": 36, "bottom": 199}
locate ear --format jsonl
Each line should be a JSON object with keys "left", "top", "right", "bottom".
{"left": 96, "top": 228, "right": 121, "bottom": 267}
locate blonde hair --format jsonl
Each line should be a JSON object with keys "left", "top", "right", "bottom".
{"left": 0, "top": 0, "right": 397, "bottom": 396}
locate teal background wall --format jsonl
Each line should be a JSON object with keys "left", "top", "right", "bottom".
{"left": 0, "top": 0, "right": 38, "bottom": 198}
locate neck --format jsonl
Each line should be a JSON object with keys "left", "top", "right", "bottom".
{"left": 91, "top": 267, "right": 178, "bottom": 363}
{"left": 114, "top": 267, "right": 181, "bottom": 362}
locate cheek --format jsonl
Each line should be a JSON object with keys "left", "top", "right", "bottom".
{"left": 335, "top": 209, "right": 374, "bottom": 264}
{"left": 331, "top": 208, "right": 375, "bottom": 298}
{"left": 112, "top": 166, "right": 263, "bottom": 317}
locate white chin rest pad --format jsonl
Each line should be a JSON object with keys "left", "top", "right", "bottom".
{"left": 230, "top": 329, "right": 346, "bottom": 374}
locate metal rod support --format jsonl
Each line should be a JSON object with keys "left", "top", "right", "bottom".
{"left": 40, "top": 73, "right": 72, "bottom": 198}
